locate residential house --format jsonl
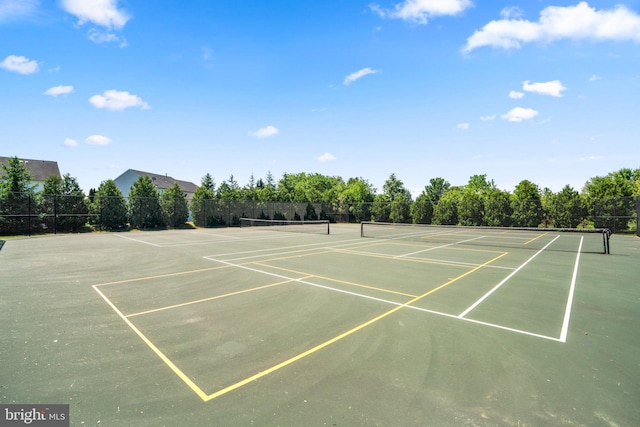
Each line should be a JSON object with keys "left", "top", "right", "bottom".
{"left": 0, "top": 156, "right": 61, "bottom": 192}
{"left": 113, "top": 169, "right": 197, "bottom": 202}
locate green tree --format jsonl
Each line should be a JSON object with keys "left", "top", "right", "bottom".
{"left": 242, "top": 173, "right": 258, "bottom": 201}
{"left": 161, "top": 183, "right": 189, "bottom": 227}
{"left": 424, "top": 177, "right": 450, "bottom": 205}
{"left": 544, "top": 185, "right": 585, "bottom": 228}
{"left": 0, "top": 157, "right": 35, "bottom": 234}
{"left": 456, "top": 175, "right": 498, "bottom": 226}
{"left": 256, "top": 171, "right": 278, "bottom": 202}
{"left": 511, "top": 180, "right": 543, "bottom": 227}
{"left": 457, "top": 189, "right": 484, "bottom": 226}
{"left": 0, "top": 156, "right": 34, "bottom": 193}
{"left": 583, "top": 171, "right": 635, "bottom": 231}
{"left": 217, "top": 174, "right": 241, "bottom": 200}
{"left": 370, "top": 194, "right": 391, "bottom": 222}
{"left": 432, "top": 187, "right": 462, "bottom": 225}
{"left": 466, "top": 174, "right": 496, "bottom": 193}
{"left": 339, "top": 177, "right": 376, "bottom": 222}
{"left": 201, "top": 173, "right": 215, "bottom": 192}
{"left": 411, "top": 193, "right": 434, "bottom": 224}
{"left": 41, "top": 174, "right": 88, "bottom": 232}
{"left": 483, "top": 189, "right": 512, "bottom": 226}
{"left": 191, "top": 174, "right": 217, "bottom": 227}
{"left": 380, "top": 174, "right": 412, "bottom": 223}
{"left": 129, "top": 176, "right": 163, "bottom": 229}
{"left": 382, "top": 173, "right": 412, "bottom": 202}
{"left": 93, "top": 180, "right": 128, "bottom": 230}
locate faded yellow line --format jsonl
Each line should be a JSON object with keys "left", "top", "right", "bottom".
{"left": 93, "top": 285, "right": 209, "bottom": 401}
{"left": 332, "top": 248, "right": 475, "bottom": 269}
{"left": 524, "top": 231, "right": 549, "bottom": 245}
{"left": 203, "top": 251, "right": 509, "bottom": 402}
{"left": 254, "top": 262, "right": 418, "bottom": 298}
{"left": 441, "top": 246, "right": 506, "bottom": 254}
{"left": 94, "top": 265, "right": 232, "bottom": 287}
{"left": 356, "top": 240, "right": 505, "bottom": 255}
{"left": 125, "top": 277, "right": 312, "bottom": 318}
{"left": 246, "top": 249, "right": 334, "bottom": 264}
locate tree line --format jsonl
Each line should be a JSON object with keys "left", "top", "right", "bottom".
{"left": 1, "top": 156, "right": 639, "bottom": 234}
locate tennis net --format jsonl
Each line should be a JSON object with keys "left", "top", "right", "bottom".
{"left": 360, "top": 222, "right": 611, "bottom": 254}
{"left": 240, "top": 218, "right": 330, "bottom": 235}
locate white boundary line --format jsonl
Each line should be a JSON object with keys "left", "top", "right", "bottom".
{"left": 202, "top": 252, "right": 563, "bottom": 342}
{"left": 111, "top": 229, "right": 581, "bottom": 344}
{"left": 559, "top": 236, "right": 584, "bottom": 343}
{"left": 203, "top": 256, "right": 410, "bottom": 308}
{"left": 114, "top": 234, "right": 162, "bottom": 247}
{"left": 396, "top": 236, "right": 486, "bottom": 258}
{"left": 204, "top": 238, "right": 364, "bottom": 260}
{"left": 457, "top": 235, "right": 561, "bottom": 318}
{"left": 333, "top": 247, "right": 515, "bottom": 270}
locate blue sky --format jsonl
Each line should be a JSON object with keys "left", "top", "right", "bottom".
{"left": 1, "top": 0, "right": 639, "bottom": 196}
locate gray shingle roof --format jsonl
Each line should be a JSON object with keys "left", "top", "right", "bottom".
{"left": 129, "top": 169, "right": 197, "bottom": 194}
{"left": 0, "top": 157, "right": 61, "bottom": 182}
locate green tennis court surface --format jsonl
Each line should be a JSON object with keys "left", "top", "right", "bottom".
{"left": 1, "top": 224, "right": 639, "bottom": 426}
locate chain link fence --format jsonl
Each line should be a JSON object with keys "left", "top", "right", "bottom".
{"left": 1, "top": 192, "right": 639, "bottom": 237}
{"left": 594, "top": 196, "right": 638, "bottom": 234}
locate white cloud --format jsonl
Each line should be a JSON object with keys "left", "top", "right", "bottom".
{"left": 457, "top": 122, "right": 470, "bottom": 130}
{"left": 371, "top": 0, "right": 473, "bottom": 24}
{"left": 89, "top": 90, "right": 150, "bottom": 110}
{"left": 88, "top": 28, "right": 127, "bottom": 46}
{"left": 0, "top": 55, "right": 38, "bottom": 74}
{"left": 509, "top": 90, "right": 524, "bottom": 99}
{"left": 44, "top": 85, "right": 74, "bottom": 96}
{"left": 523, "top": 80, "right": 567, "bottom": 97}
{"left": 316, "top": 152, "right": 336, "bottom": 162}
{"left": 0, "top": 0, "right": 39, "bottom": 21}
{"left": 60, "top": 0, "right": 130, "bottom": 29}
{"left": 480, "top": 114, "right": 496, "bottom": 121}
{"left": 85, "top": 135, "right": 111, "bottom": 145}
{"left": 588, "top": 75, "right": 601, "bottom": 82}
{"left": 343, "top": 67, "right": 380, "bottom": 85}
{"left": 579, "top": 155, "right": 604, "bottom": 161}
{"left": 501, "top": 107, "right": 539, "bottom": 122}
{"left": 463, "top": 2, "right": 640, "bottom": 53}
{"left": 500, "top": 6, "right": 523, "bottom": 20}
{"left": 249, "top": 125, "right": 279, "bottom": 138}
{"left": 63, "top": 138, "right": 78, "bottom": 147}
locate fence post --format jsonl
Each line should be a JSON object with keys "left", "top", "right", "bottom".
{"left": 53, "top": 194, "right": 58, "bottom": 234}
{"left": 27, "top": 192, "right": 32, "bottom": 237}
{"left": 636, "top": 195, "right": 640, "bottom": 237}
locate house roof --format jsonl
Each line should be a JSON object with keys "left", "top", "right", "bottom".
{"left": 128, "top": 169, "right": 197, "bottom": 194}
{"left": 0, "top": 157, "right": 61, "bottom": 182}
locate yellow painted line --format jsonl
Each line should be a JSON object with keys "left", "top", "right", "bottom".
{"left": 125, "top": 277, "right": 312, "bottom": 318}
{"left": 353, "top": 240, "right": 505, "bottom": 255}
{"left": 524, "top": 231, "right": 549, "bottom": 245}
{"left": 248, "top": 249, "right": 335, "bottom": 264}
{"left": 93, "top": 285, "right": 209, "bottom": 401}
{"left": 441, "top": 246, "right": 506, "bottom": 254}
{"left": 331, "top": 248, "right": 475, "bottom": 269}
{"left": 254, "top": 262, "right": 418, "bottom": 298}
{"left": 202, "top": 251, "right": 509, "bottom": 402}
{"left": 93, "top": 265, "right": 232, "bottom": 287}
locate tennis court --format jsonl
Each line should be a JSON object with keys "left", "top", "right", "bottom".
{"left": 1, "top": 223, "right": 639, "bottom": 426}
